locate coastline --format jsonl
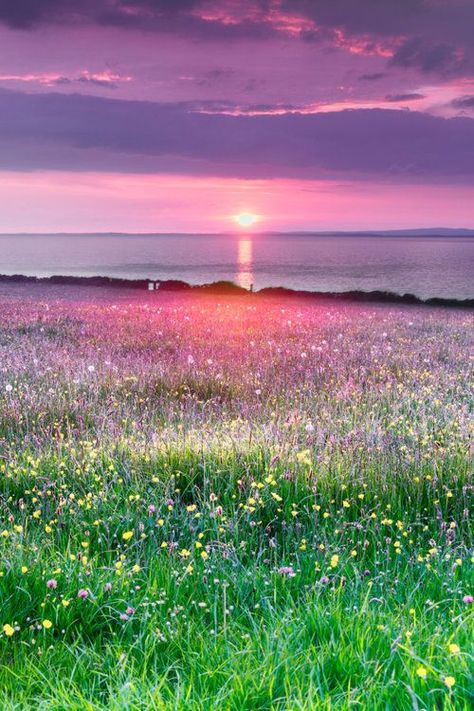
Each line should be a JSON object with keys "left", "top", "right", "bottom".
{"left": 0, "top": 273, "right": 472, "bottom": 308}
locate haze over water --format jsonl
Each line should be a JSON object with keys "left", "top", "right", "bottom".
{"left": 1, "top": 233, "right": 473, "bottom": 300}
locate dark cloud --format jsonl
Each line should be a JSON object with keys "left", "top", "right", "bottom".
{"left": 385, "top": 92, "right": 425, "bottom": 103}
{"left": 0, "top": 0, "right": 86, "bottom": 29}
{"left": 190, "top": 68, "right": 237, "bottom": 88}
{"left": 52, "top": 75, "right": 119, "bottom": 89}
{"left": 0, "top": 1, "right": 473, "bottom": 79}
{"left": 0, "top": 88, "right": 473, "bottom": 180}
{"left": 0, "top": 0, "right": 199, "bottom": 28}
{"left": 0, "top": 0, "right": 274, "bottom": 38}
{"left": 283, "top": 0, "right": 422, "bottom": 38}
{"left": 390, "top": 38, "right": 463, "bottom": 74}
{"left": 359, "top": 73, "right": 386, "bottom": 82}
{"left": 0, "top": 0, "right": 50, "bottom": 28}
{"left": 202, "top": 68, "right": 236, "bottom": 81}
{"left": 284, "top": 0, "right": 474, "bottom": 43}
{"left": 0, "top": 1, "right": 468, "bottom": 43}
{"left": 97, "top": 6, "right": 274, "bottom": 39}
{"left": 289, "top": 1, "right": 474, "bottom": 76}
{"left": 451, "top": 95, "right": 474, "bottom": 109}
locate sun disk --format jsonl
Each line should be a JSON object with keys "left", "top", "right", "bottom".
{"left": 234, "top": 212, "right": 259, "bottom": 228}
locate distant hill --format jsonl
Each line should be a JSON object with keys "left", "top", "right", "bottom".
{"left": 352, "top": 228, "right": 474, "bottom": 237}
{"left": 289, "top": 228, "right": 474, "bottom": 237}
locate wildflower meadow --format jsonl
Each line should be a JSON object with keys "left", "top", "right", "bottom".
{"left": 0, "top": 287, "right": 472, "bottom": 710}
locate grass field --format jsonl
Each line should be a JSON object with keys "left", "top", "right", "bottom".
{"left": 0, "top": 287, "right": 472, "bottom": 710}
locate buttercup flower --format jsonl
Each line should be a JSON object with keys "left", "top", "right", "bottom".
{"left": 3, "top": 624, "right": 15, "bottom": 637}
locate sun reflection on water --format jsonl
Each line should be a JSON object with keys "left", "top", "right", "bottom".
{"left": 236, "top": 237, "right": 253, "bottom": 290}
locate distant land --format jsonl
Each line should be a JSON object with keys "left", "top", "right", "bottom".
{"left": 304, "top": 228, "right": 474, "bottom": 237}
{"left": 1, "top": 228, "right": 474, "bottom": 237}
{"left": 316, "top": 228, "right": 474, "bottom": 237}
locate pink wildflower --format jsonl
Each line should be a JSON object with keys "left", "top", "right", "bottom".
{"left": 278, "top": 566, "right": 296, "bottom": 577}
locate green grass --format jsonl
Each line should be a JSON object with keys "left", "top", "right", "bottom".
{"left": 0, "top": 446, "right": 472, "bottom": 710}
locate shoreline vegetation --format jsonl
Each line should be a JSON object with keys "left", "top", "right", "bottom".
{"left": 0, "top": 273, "right": 473, "bottom": 308}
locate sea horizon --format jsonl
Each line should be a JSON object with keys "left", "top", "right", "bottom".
{"left": 2, "top": 227, "right": 474, "bottom": 237}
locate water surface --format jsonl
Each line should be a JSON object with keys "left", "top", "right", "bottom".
{"left": 0, "top": 233, "right": 472, "bottom": 299}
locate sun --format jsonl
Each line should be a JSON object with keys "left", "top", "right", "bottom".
{"left": 234, "top": 212, "right": 259, "bottom": 228}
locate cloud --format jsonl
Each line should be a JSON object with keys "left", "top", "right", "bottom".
{"left": 0, "top": 0, "right": 200, "bottom": 29}
{"left": 0, "top": 0, "right": 275, "bottom": 39}
{"left": 0, "top": 0, "right": 60, "bottom": 28}
{"left": 173, "top": 99, "right": 306, "bottom": 114}
{"left": 359, "top": 73, "right": 386, "bottom": 82}
{"left": 385, "top": 92, "right": 425, "bottom": 103}
{"left": 451, "top": 95, "right": 474, "bottom": 109}
{"left": 0, "top": 88, "right": 473, "bottom": 181}
{"left": 179, "top": 68, "right": 237, "bottom": 88}
{"left": 288, "top": 1, "right": 474, "bottom": 76}
{"left": 389, "top": 38, "right": 464, "bottom": 74}
{"left": 283, "top": 0, "right": 474, "bottom": 44}
{"left": 0, "top": 69, "right": 131, "bottom": 88}
{"left": 0, "top": 1, "right": 473, "bottom": 79}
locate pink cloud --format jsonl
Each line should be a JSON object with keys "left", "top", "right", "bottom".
{"left": 0, "top": 69, "right": 132, "bottom": 88}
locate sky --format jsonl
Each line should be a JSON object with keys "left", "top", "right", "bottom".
{"left": 0, "top": 0, "right": 474, "bottom": 232}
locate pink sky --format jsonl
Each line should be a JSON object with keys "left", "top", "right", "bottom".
{"left": 0, "top": 1, "right": 473, "bottom": 231}
{"left": 1, "top": 172, "right": 473, "bottom": 233}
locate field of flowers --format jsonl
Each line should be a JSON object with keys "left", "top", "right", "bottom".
{"left": 0, "top": 285, "right": 472, "bottom": 710}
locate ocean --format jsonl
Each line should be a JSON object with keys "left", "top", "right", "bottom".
{"left": 1, "top": 232, "right": 473, "bottom": 299}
